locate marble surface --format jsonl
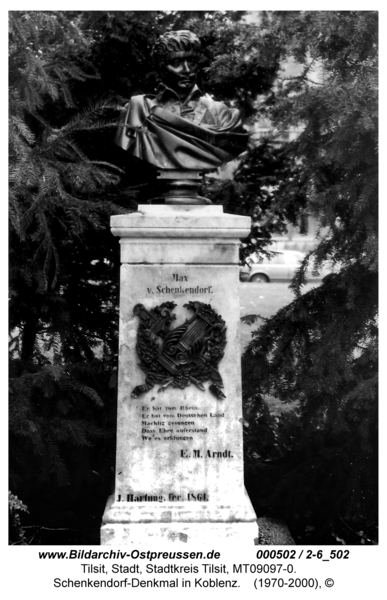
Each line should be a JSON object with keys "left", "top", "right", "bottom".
{"left": 119, "top": 239, "right": 239, "bottom": 265}
{"left": 111, "top": 205, "right": 251, "bottom": 239}
{"left": 114, "top": 265, "right": 244, "bottom": 503}
{"left": 102, "top": 205, "right": 257, "bottom": 545}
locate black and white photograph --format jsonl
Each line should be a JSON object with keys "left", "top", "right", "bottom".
{"left": 7, "top": 3, "right": 381, "bottom": 596}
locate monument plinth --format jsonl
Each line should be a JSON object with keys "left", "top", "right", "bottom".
{"left": 101, "top": 204, "right": 258, "bottom": 545}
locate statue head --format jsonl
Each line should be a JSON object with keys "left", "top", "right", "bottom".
{"left": 153, "top": 30, "right": 202, "bottom": 96}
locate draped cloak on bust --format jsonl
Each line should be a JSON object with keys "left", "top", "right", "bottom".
{"left": 114, "top": 85, "right": 249, "bottom": 170}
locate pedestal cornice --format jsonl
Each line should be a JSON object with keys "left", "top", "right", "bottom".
{"left": 111, "top": 205, "right": 251, "bottom": 265}
{"left": 111, "top": 205, "right": 251, "bottom": 239}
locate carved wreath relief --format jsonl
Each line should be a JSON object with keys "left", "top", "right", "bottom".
{"left": 132, "top": 301, "right": 227, "bottom": 400}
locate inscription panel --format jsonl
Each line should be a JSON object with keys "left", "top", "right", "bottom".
{"left": 115, "top": 265, "right": 244, "bottom": 505}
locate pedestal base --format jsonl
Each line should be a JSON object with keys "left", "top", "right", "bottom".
{"left": 105, "top": 206, "right": 256, "bottom": 547}
{"left": 101, "top": 492, "right": 258, "bottom": 546}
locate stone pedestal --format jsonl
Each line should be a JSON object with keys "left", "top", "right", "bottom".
{"left": 101, "top": 205, "right": 258, "bottom": 545}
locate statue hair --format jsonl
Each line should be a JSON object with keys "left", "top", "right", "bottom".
{"left": 153, "top": 30, "right": 201, "bottom": 63}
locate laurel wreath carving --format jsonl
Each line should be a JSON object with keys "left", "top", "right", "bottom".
{"left": 132, "top": 301, "right": 227, "bottom": 400}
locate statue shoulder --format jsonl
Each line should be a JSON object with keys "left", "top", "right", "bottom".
{"left": 119, "top": 95, "right": 156, "bottom": 128}
{"left": 114, "top": 94, "right": 155, "bottom": 149}
{"left": 127, "top": 94, "right": 148, "bottom": 106}
{"left": 123, "top": 94, "right": 149, "bottom": 113}
{"left": 199, "top": 95, "right": 239, "bottom": 115}
{"left": 198, "top": 95, "right": 243, "bottom": 131}
{"left": 197, "top": 94, "right": 221, "bottom": 111}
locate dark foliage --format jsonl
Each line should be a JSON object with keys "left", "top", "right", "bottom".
{"left": 241, "top": 11, "right": 378, "bottom": 544}
{"left": 9, "top": 11, "right": 124, "bottom": 542}
{"left": 201, "top": 139, "right": 309, "bottom": 262}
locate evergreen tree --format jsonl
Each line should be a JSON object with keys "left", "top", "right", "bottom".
{"left": 241, "top": 11, "right": 378, "bottom": 544}
{"left": 9, "top": 11, "right": 125, "bottom": 542}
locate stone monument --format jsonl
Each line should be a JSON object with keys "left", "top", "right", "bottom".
{"left": 101, "top": 31, "right": 258, "bottom": 545}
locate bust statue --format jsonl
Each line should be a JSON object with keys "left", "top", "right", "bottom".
{"left": 115, "top": 30, "right": 248, "bottom": 202}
